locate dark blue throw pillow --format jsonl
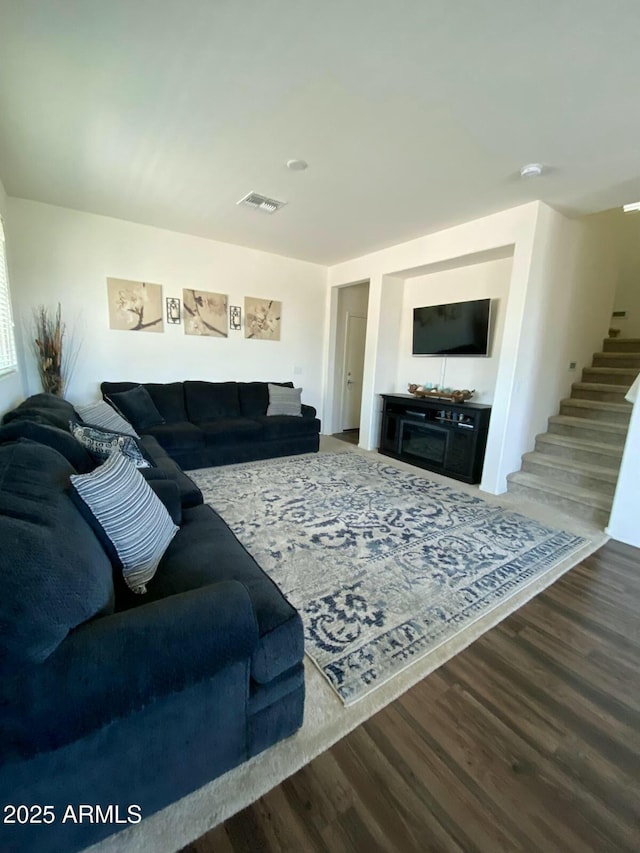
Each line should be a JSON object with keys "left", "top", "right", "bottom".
{"left": 107, "top": 385, "right": 165, "bottom": 432}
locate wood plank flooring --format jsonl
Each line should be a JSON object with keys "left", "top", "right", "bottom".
{"left": 183, "top": 539, "right": 640, "bottom": 853}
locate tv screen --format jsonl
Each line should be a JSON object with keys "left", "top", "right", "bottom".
{"left": 412, "top": 298, "right": 491, "bottom": 356}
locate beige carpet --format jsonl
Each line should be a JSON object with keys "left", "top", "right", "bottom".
{"left": 87, "top": 438, "right": 607, "bottom": 853}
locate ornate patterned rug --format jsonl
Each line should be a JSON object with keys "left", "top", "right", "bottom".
{"left": 190, "top": 452, "right": 587, "bottom": 705}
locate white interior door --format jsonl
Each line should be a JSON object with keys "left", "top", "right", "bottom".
{"left": 342, "top": 313, "right": 367, "bottom": 431}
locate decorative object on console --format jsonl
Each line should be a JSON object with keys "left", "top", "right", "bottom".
{"left": 245, "top": 297, "right": 282, "bottom": 340}
{"left": 107, "top": 278, "right": 164, "bottom": 332}
{"left": 69, "top": 449, "right": 178, "bottom": 594}
{"left": 166, "top": 297, "right": 181, "bottom": 325}
{"left": 267, "top": 383, "right": 302, "bottom": 417}
{"left": 229, "top": 305, "right": 242, "bottom": 330}
{"left": 69, "top": 420, "right": 150, "bottom": 468}
{"left": 32, "top": 303, "right": 77, "bottom": 396}
{"left": 183, "top": 289, "right": 228, "bottom": 337}
{"left": 408, "top": 383, "right": 474, "bottom": 403}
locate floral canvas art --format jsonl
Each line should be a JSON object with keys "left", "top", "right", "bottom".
{"left": 107, "top": 278, "right": 164, "bottom": 332}
{"left": 244, "top": 297, "right": 281, "bottom": 340}
{"left": 183, "top": 289, "right": 228, "bottom": 337}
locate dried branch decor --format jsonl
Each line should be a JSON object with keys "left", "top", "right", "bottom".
{"left": 32, "top": 303, "right": 78, "bottom": 397}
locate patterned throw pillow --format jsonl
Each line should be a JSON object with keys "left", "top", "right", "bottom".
{"left": 69, "top": 421, "right": 151, "bottom": 468}
{"left": 69, "top": 450, "right": 179, "bottom": 594}
{"left": 266, "top": 383, "right": 302, "bottom": 417}
{"left": 76, "top": 400, "right": 139, "bottom": 437}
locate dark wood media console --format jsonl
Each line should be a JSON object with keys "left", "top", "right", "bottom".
{"left": 379, "top": 393, "right": 492, "bottom": 484}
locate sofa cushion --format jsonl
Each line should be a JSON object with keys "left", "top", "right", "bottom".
{"left": 70, "top": 450, "right": 178, "bottom": 594}
{"left": 256, "top": 414, "right": 320, "bottom": 440}
{"left": 2, "top": 393, "right": 80, "bottom": 431}
{"left": 0, "top": 420, "right": 94, "bottom": 473}
{"left": 238, "top": 381, "right": 293, "bottom": 418}
{"left": 148, "top": 480, "right": 183, "bottom": 525}
{"left": 184, "top": 381, "right": 241, "bottom": 421}
{"left": 267, "top": 384, "right": 302, "bottom": 417}
{"left": 108, "top": 386, "right": 166, "bottom": 432}
{"left": 199, "top": 418, "right": 263, "bottom": 445}
{"left": 69, "top": 421, "right": 151, "bottom": 468}
{"left": 144, "top": 422, "right": 205, "bottom": 452}
{"left": 121, "top": 503, "right": 304, "bottom": 682}
{"left": 76, "top": 400, "right": 139, "bottom": 437}
{"left": 144, "top": 382, "right": 189, "bottom": 424}
{"left": 0, "top": 440, "right": 114, "bottom": 670}
{"left": 138, "top": 435, "right": 203, "bottom": 507}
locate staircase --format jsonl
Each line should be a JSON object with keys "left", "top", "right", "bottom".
{"left": 507, "top": 337, "right": 639, "bottom": 527}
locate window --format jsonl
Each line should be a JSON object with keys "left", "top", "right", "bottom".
{"left": 0, "top": 218, "right": 17, "bottom": 377}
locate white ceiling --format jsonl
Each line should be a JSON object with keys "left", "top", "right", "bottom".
{"left": 1, "top": 0, "right": 639, "bottom": 265}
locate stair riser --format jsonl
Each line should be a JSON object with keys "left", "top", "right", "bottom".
{"left": 507, "top": 480, "right": 610, "bottom": 527}
{"left": 548, "top": 422, "right": 627, "bottom": 447}
{"left": 534, "top": 439, "right": 622, "bottom": 470}
{"left": 521, "top": 459, "right": 617, "bottom": 496}
{"left": 571, "top": 388, "right": 629, "bottom": 404}
{"left": 592, "top": 354, "right": 640, "bottom": 369}
{"left": 602, "top": 339, "right": 640, "bottom": 353}
{"left": 582, "top": 368, "right": 636, "bottom": 386}
{"left": 559, "top": 403, "right": 631, "bottom": 425}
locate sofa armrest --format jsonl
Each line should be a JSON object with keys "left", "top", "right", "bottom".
{"left": 6, "top": 581, "right": 259, "bottom": 759}
{"left": 301, "top": 403, "right": 317, "bottom": 418}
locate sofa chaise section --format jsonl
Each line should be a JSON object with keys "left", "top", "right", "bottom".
{"left": 0, "top": 417, "right": 305, "bottom": 851}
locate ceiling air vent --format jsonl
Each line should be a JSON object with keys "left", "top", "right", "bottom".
{"left": 236, "top": 191, "right": 287, "bottom": 214}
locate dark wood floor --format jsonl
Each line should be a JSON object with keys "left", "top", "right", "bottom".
{"left": 184, "top": 539, "right": 640, "bottom": 853}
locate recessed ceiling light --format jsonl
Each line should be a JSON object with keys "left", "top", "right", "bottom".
{"left": 622, "top": 201, "right": 640, "bottom": 213}
{"left": 286, "top": 159, "right": 308, "bottom": 171}
{"left": 520, "top": 163, "right": 544, "bottom": 178}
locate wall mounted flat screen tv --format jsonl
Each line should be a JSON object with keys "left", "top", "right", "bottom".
{"left": 412, "top": 298, "right": 491, "bottom": 356}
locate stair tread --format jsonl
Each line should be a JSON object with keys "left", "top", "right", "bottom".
{"left": 522, "top": 451, "right": 619, "bottom": 481}
{"left": 507, "top": 471, "right": 613, "bottom": 509}
{"left": 561, "top": 398, "right": 631, "bottom": 412}
{"left": 571, "top": 382, "right": 631, "bottom": 392}
{"left": 535, "top": 432, "right": 623, "bottom": 457}
{"left": 584, "top": 366, "right": 639, "bottom": 374}
{"left": 549, "top": 414, "right": 628, "bottom": 434}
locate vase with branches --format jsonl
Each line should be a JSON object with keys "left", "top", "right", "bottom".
{"left": 32, "top": 303, "right": 77, "bottom": 397}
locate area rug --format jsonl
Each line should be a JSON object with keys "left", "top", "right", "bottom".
{"left": 190, "top": 452, "right": 587, "bottom": 705}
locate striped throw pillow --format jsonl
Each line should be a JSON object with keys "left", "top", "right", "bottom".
{"left": 266, "top": 384, "right": 302, "bottom": 417}
{"left": 70, "top": 450, "right": 178, "bottom": 594}
{"left": 76, "top": 400, "right": 139, "bottom": 437}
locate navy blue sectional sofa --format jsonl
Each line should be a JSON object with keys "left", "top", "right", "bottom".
{"left": 0, "top": 393, "right": 306, "bottom": 853}
{"left": 101, "top": 380, "right": 321, "bottom": 469}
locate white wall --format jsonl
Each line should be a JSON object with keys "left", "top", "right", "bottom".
{"left": 397, "top": 257, "right": 512, "bottom": 404}
{"left": 326, "top": 201, "right": 620, "bottom": 495}
{"left": 6, "top": 199, "right": 328, "bottom": 412}
{"left": 611, "top": 208, "right": 640, "bottom": 337}
{"left": 607, "top": 392, "right": 640, "bottom": 547}
{"left": 0, "top": 177, "right": 26, "bottom": 412}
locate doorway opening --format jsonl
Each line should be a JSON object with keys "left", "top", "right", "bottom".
{"left": 331, "top": 281, "right": 369, "bottom": 444}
